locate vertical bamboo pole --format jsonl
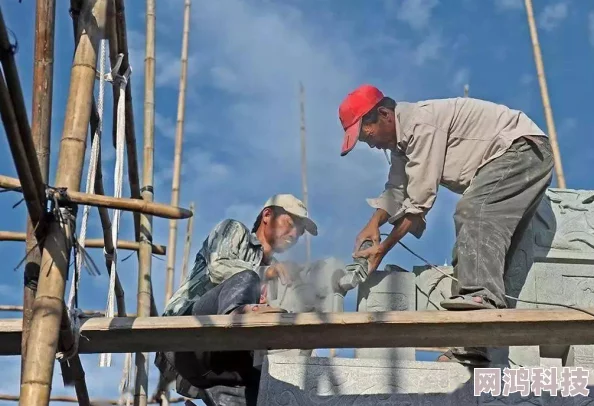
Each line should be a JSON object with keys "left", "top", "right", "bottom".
{"left": 165, "top": 0, "right": 192, "bottom": 305}
{"left": 463, "top": 84, "right": 469, "bottom": 98}
{"left": 524, "top": 0, "right": 566, "bottom": 188}
{"left": 299, "top": 82, "right": 310, "bottom": 265}
{"left": 180, "top": 201, "right": 195, "bottom": 284}
{"left": 135, "top": 0, "right": 156, "bottom": 404}
{"left": 22, "top": 0, "right": 56, "bottom": 380}
{"left": 19, "top": 1, "right": 108, "bottom": 405}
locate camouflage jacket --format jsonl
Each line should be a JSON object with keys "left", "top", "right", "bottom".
{"left": 162, "top": 219, "right": 270, "bottom": 317}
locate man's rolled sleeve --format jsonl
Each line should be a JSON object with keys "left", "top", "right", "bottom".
{"left": 366, "top": 151, "right": 426, "bottom": 238}
{"left": 205, "top": 220, "right": 258, "bottom": 285}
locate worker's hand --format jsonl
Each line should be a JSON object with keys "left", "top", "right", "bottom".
{"left": 354, "top": 223, "right": 381, "bottom": 252}
{"left": 264, "top": 262, "right": 293, "bottom": 286}
{"left": 353, "top": 243, "right": 386, "bottom": 274}
{"left": 259, "top": 284, "right": 268, "bottom": 304}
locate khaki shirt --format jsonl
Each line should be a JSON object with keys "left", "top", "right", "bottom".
{"left": 366, "top": 97, "right": 546, "bottom": 237}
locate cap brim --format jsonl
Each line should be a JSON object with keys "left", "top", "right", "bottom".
{"left": 340, "top": 119, "right": 362, "bottom": 156}
{"left": 298, "top": 216, "right": 318, "bottom": 236}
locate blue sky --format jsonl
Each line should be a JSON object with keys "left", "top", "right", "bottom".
{"left": 0, "top": 0, "right": 593, "bottom": 404}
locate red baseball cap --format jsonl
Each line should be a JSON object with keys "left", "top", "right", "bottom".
{"left": 338, "top": 84, "right": 384, "bottom": 156}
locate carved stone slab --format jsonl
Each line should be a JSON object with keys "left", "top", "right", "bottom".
{"left": 257, "top": 355, "right": 594, "bottom": 405}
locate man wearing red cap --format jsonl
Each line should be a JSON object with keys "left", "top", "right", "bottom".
{"left": 339, "top": 84, "right": 554, "bottom": 366}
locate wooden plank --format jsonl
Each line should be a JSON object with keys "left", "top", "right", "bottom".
{"left": 0, "top": 308, "right": 593, "bottom": 355}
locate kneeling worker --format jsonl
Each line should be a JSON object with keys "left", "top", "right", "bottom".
{"left": 338, "top": 84, "right": 554, "bottom": 366}
{"left": 155, "top": 194, "right": 318, "bottom": 405}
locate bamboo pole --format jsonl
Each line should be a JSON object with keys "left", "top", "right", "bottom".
{"left": 165, "top": 0, "right": 191, "bottom": 304}
{"left": 0, "top": 394, "right": 186, "bottom": 404}
{"left": 112, "top": 0, "right": 160, "bottom": 319}
{"left": 22, "top": 0, "right": 56, "bottom": 382}
{"left": 0, "top": 175, "right": 192, "bottom": 220}
{"left": 135, "top": 0, "right": 157, "bottom": 404}
{"left": 114, "top": 0, "right": 141, "bottom": 242}
{"left": 299, "top": 82, "right": 311, "bottom": 265}
{"left": 0, "top": 231, "right": 166, "bottom": 255}
{"left": 0, "top": 6, "right": 46, "bottom": 207}
{"left": 524, "top": 0, "right": 566, "bottom": 188}
{"left": 18, "top": 1, "right": 108, "bottom": 404}
{"left": 179, "top": 201, "right": 194, "bottom": 284}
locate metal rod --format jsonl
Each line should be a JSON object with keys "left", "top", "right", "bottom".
{"left": 299, "top": 82, "right": 311, "bottom": 265}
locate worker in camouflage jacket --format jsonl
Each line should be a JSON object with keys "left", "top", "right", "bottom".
{"left": 155, "top": 193, "right": 317, "bottom": 406}
{"left": 338, "top": 84, "right": 554, "bottom": 367}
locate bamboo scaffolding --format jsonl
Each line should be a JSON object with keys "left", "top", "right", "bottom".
{"left": 0, "top": 175, "right": 192, "bottom": 220}
{"left": 0, "top": 231, "right": 166, "bottom": 255}
{"left": 18, "top": 1, "right": 108, "bottom": 404}
{"left": 22, "top": 0, "right": 56, "bottom": 382}
{"left": 0, "top": 308, "right": 593, "bottom": 355}
{"left": 524, "top": 0, "right": 566, "bottom": 188}
{"left": 0, "top": 394, "right": 186, "bottom": 404}
{"left": 179, "top": 201, "right": 194, "bottom": 283}
{"left": 135, "top": 0, "right": 157, "bottom": 404}
{"left": 165, "top": 0, "right": 192, "bottom": 305}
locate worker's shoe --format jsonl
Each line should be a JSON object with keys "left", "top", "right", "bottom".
{"left": 229, "top": 304, "right": 287, "bottom": 315}
{"left": 440, "top": 294, "right": 498, "bottom": 310}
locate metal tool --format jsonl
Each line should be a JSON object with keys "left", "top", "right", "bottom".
{"left": 334, "top": 239, "right": 373, "bottom": 293}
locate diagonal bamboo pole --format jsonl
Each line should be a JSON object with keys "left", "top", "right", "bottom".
{"left": 135, "top": 0, "right": 157, "bottom": 404}
{"left": 18, "top": 1, "right": 109, "bottom": 404}
{"left": 179, "top": 201, "right": 195, "bottom": 284}
{"left": 22, "top": 0, "right": 56, "bottom": 382}
{"left": 165, "top": 0, "right": 192, "bottom": 305}
{"left": 524, "top": 0, "right": 566, "bottom": 188}
{"left": 0, "top": 6, "right": 46, "bottom": 207}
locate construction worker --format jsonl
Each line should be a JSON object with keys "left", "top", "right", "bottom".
{"left": 338, "top": 84, "right": 554, "bottom": 366}
{"left": 155, "top": 194, "right": 318, "bottom": 406}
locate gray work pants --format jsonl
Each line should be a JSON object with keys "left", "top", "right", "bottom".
{"left": 450, "top": 135, "right": 554, "bottom": 308}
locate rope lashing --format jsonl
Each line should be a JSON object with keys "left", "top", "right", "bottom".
{"left": 100, "top": 52, "right": 131, "bottom": 368}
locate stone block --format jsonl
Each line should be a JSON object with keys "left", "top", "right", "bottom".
{"left": 355, "top": 268, "right": 415, "bottom": 360}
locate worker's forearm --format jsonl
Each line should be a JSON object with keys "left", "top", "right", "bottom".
{"left": 379, "top": 215, "right": 415, "bottom": 253}
{"left": 368, "top": 209, "right": 390, "bottom": 228}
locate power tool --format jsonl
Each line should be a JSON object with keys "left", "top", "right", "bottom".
{"left": 333, "top": 239, "right": 373, "bottom": 293}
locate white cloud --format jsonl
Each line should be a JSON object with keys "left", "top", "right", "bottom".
{"left": 393, "top": 0, "right": 440, "bottom": 30}
{"left": 414, "top": 34, "right": 444, "bottom": 65}
{"left": 539, "top": 2, "right": 569, "bottom": 31}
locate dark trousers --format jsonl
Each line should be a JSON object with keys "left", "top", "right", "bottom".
{"left": 451, "top": 136, "right": 554, "bottom": 308}
{"left": 168, "top": 270, "right": 263, "bottom": 406}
